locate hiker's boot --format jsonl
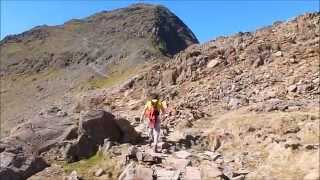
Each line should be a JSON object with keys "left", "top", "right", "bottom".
{"left": 153, "top": 145, "right": 158, "bottom": 153}
{"left": 148, "top": 138, "right": 153, "bottom": 147}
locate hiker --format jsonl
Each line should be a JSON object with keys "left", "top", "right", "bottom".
{"left": 140, "top": 93, "right": 166, "bottom": 152}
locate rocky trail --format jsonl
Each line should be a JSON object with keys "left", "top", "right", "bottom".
{"left": 116, "top": 122, "right": 250, "bottom": 180}
{"left": 34, "top": 118, "right": 251, "bottom": 180}
{"left": 22, "top": 103, "right": 318, "bottom": 180}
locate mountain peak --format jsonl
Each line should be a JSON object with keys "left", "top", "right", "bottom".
{"left": 0, "top": 4, "right": 198, "bottom": 75}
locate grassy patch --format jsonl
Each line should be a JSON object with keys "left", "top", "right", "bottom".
{"left": 150, "top": 36, "right": 167, "bottom": 54}
{"left": 87, "top": 65, "right": 140, "bottom": 89}
{"left": 62, "top": 152, "right": 120, "bottom": 179}
{"left": 14, "top": 68, "right": 61, "bottom": 85}
{"left": 64, "top": 22, "right": 84, "bottom": 33}
{"left": 63, "top": 153, "right": 103, "bottom": 173}
{"left": 2, "top": 43, "right": 23, "bottom": 57}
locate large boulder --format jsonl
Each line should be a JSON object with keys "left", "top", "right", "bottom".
{"left": 7, "top": 113, "right": 75, "bottom": 154}
{"left": 0, "top": 143, "right": 48, "bottom": 180}
{"left": 63, "top": 110, "right": 139, "bottom": 162}
{"left": 0, "top": 110, "right": 73, "bottom": 180}
{"left": 1, "top": 108, "right": 139, "bottom": 178}
{"left": 162, "top": 69, "right": 178, "bottom": 86}
{"left": 79, "top": 110, "right": 122, "bottom": 142}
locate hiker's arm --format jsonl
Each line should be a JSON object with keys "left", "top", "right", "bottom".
{"left": 161, "top": 101, "right": 167, "bottom": 114}
{"left": 160, "top": 105, "right": 166, "bottom": 114}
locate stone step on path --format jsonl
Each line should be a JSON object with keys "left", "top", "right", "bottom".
{"left": 174, "top": 150, "right": 192, "bottom": 159}
{"left": 184, "top": 167, "right": 201, "bottom": 180}
{"left": 155, "top": 167, "right": 179, "bottom": 180}
{"left": 200, "top": 163, "right": 223, "bottom": 179}
{"left": 134, "top": 165, "right": 154, "bottom": 180}
{"left": 163, "top": 157, "right": 191, "bottom": 170}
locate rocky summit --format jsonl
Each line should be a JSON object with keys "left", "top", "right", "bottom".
{"left": 0, "top": 3, "right": 197, "bottom": 75}
{"left": 1, "top": 3, "right": 319, "bottom": 180}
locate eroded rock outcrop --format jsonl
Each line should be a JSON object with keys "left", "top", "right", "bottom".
{"left": 0, "top": 109, "right": 139, "bottom": 179}
{"left": 63, "top": 110, "right": 139, "bottom": 162}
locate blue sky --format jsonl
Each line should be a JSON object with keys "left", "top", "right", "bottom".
{"left": 1, "top": 1, "right": 319, "bottom": 43}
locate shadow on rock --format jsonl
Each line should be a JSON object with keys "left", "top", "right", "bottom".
{"left": 63, "top": 110, "right": 140, "bottom": 163}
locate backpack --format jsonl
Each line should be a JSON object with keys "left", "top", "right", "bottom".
{"left": 147, "top": 100, "right": 160, "bottom": 126}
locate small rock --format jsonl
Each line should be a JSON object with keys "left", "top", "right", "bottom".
{"left": 185, "top": 167, "right": 201, "bottom": 180}
{"left": 234, "top": 169, "right": 250, "bottom": 176}
{"left": 158, "top": 142, "right": 170, "bottom": 150}
{"left": 127, "top": 145, "right": 138, "bottom": 156}
{"left": 289, "top": 58, "right": 297, "bottom": 63}
{"left": 201, "top": 164, "right": 222, "bottom": 178}
{"left": 287, "top": 85, "right": 297, "bottom": 92}
{"left": 274, "top": 51, "right": 283, "bottom": 57}
{"left": 36, "top": 85, "right": 44, "bottom": 91}
{"left": 228, "top": 98, "right": 245, "bottom": 109}
{"left": 287, "top": 106, "right": 300, "bottom": 111}
{"left": 47, "top": 106, "right": 61, "bottom": 114}
{"left": 95, "top": 168, "right": 105, "bottom": 177}
{"left": 0, "top": 152, "right": 15, "bottom": 167}
{"left": 253, "top": 57, "right": 264, "bottom": 68}
{"left": 161, "top": 149, "right": 169, "bottom": 154}
{"left": 103, "top": 138, "right": 112, "bottom": 151}
{"left": 174, "top": 150, "right": 191, "bottom": 159}
{"left": 284, "top": 127, "right": 300, "bottom": 134}
{"left": 164, "top": 157, "right": 191, "bottom": 169}
{"left": 232, "top": 175, "right": 245, "bottom": 180}
{"left": 215, "top": 157, "right": 224, "bottom": 164}
{"left": 264, "top": 90, "right": 276, "bottom": 99}
{"left": 168, "top": 145, "right": 177, "bottom": 153}
{"left": 203, "top": 151, "right": 221, "bottom": 161}
{"left": 312, "top": 78, "right": 320, "bottom": 84}
{"left": 222, "top": 166, "right": 234, "bottom": 179}
{"left": 247, "top": 127, "right": 256, "bottom": 132}
{"left": 134, "top": 166, "right": 153, "bottom": 180}
{"left": 156, "top": 168, "right": 176, "bottom": 180}
{"left": 297, "top": 84, "right": 314, "bottom": 93}
{"left": 284, "top": 141, "right": 302, "bottom": 150}
{"left": 118, "top": 162, "right": 135, "bottom": 180}
{"left": 57, "top": 111, "right": 68, "bottom": 117}
{"left": 68, "top": 170, "right": 80, "bottom": 180}
{"left": 305, "top": 144, "right": 319, "bottom": 150}
{"left": 136, "top": 151, "right": 160, "bottom": 164}
{"left": 172, "top": 170, "right": 181, "bottom": 180}
{"left": 224, "top": 156, "right": 235, "bottom": 163}
{"left": 207, "top": 59, "right": 220, "bottom": 68}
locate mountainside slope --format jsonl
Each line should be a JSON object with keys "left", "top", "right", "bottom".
{"left": 107, "top": 12, "right": 319, "bottom": 122}
{"left": 25, "top": 12, "right": 319, "bottom": 180}
{"left": 96, "top": 12, "right": 319, "bottom": 179}
{"left": 0, "top": 3, "right": 198, "bottom": 136}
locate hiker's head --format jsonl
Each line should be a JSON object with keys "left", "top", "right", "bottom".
{"left": 150, "top": 93, "right": 159, "bottom": 100}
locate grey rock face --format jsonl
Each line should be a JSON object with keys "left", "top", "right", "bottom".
{"left": 63, "top": 110, "right": 139, "bottom": 162}
{"left": 0, "top": 144, "right": 48, "bottom": 180}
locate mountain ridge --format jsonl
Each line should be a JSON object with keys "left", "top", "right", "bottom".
{"left": 0, "top": 3, "right": 198, "bottom": 76}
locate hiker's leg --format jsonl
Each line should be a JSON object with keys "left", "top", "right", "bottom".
{"left": 148, "top": 128, "right": 153, "bottom": 142}
{"left": 154, "top": 118, "right": 161, "bottom": 147}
